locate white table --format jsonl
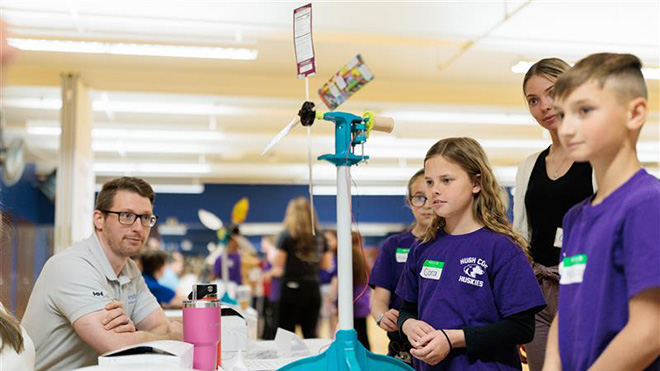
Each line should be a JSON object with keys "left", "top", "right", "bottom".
{"left": 74, "top": 338, "right": 332, "bottom": 371}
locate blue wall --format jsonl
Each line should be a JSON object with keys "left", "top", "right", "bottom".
{"left": 0, "top": 163, "right": 55, "bottom": 224}
{"left": 155, "top": 184, "right": 413, "bottom": 225}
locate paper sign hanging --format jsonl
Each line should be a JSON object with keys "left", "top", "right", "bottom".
{"left": 293, "top": 3, "right": 316, "bottom": 78}
{"left": 318, "top": 54, "right": 374, "bottom": 111}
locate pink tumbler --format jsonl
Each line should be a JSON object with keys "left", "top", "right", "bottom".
{"left": 183, "top": 299, "right": 221, "bottom": 370}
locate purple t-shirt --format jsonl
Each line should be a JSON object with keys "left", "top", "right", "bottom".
{"left": 263, "top": 261, "right": 280, "bottom": 302}
{"left": 354, "top": 285, "right": 371, "bottom": 318}
{"left": 213, "top": 252, "right": 242, "bottom": 285}
{"left": 558, "top": 169, "right": 660, "bottom": 370}
{"left": 396, "top": 228, "right": 545, "bottom": 371}
{"left": 320, "top": 256, "right": 337, "bottom": 285}
{"left": 370, "top": 231, "right": 418, "bottom": 311}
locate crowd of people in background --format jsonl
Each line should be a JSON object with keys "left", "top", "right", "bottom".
{"left": 1, "top": 14, "right": 658, "bottom": 370}
{"left": 113, "top": 53, "right": 660, "bottom": 371}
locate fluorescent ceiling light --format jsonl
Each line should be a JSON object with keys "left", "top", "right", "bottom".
{"left": 512, "top": 60, "right": 659, "bottom": 80}
{"left": 238, "top": 223, "right": 408, "bottom": 237}
{"left": 92, "top": 100, "right": 243, "bottom": 116}
{"left": 26, "top": 126, "right": 62, "bottom": 136}
{"left": 93, "top": 163, "right": 211, "bottom": 174}
{"left": 379, "top": 110, "right": 535, "bottom": 125}
{"left": 8, "top": 38, "right": 258, "bottom": 60}
{"left": 4, "top": 97, "right": 244, "bottom": 115}
{"left": 313, "top": 185, "right": 408, "bottom": 196}
{"left": 95, "top": 183, "right": 204, "bottom": 194}
{"left": 92, "top": 128, "right": 225, "bottom": 141}
{"left": 27, "top": 125, "right": 225, "bottom": 141}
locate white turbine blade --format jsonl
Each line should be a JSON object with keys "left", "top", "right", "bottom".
{"left": 198, "top": 209, "right": 223, "bottom": 231}
{"left": 261, "top": 116, "right": 301, "bottom": 156}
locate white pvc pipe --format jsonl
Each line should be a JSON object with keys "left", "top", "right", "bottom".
{"left": 222, "top": 246, "right": 229, "bottom": 294}
{"left": 337, "top": 166, "right": 354, "bottom": 330}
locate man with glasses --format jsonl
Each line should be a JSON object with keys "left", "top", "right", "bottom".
{"left": 23, "top": 177, "right": 183, "bottom": 371}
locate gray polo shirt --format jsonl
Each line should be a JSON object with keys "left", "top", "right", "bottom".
{"left": 22, "top": 233, "right": 161, "bottom": 371}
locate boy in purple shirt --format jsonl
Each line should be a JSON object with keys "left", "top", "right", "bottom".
{"left": 544, "top": 53, "right": 660, "bottom": 370}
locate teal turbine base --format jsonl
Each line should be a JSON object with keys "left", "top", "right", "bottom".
{"left": 277, "top": 329, "right": 415, "bottom": 371}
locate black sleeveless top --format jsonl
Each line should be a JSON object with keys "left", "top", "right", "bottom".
{"left": 525, "top": 147, "right": 594, "bottom": 267}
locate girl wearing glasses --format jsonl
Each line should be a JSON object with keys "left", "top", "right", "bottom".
{"left": 369, "top": 169, "right": 433, "bottom": 366}
{"left": 396, "top": 138, "right": 545, "bottom": 370}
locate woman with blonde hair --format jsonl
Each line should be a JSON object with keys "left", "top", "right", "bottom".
{"left": 396, "top": 138, "right": 545, "bottom": 370}
{"left": 272, "top": 197, "right": 330, "bottom": 338}
{"left": 514, "top": 58, "right": 595, "bottom": 371}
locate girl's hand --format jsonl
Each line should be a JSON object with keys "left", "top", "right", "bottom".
{"left": 410, "top": 330, "right": 451, "bottom": 366}
{"left": 401, "top": 319, "right": 435, "bottom": 348}
{"left": 379, "top": 309, "right": 399, "bottom": 332}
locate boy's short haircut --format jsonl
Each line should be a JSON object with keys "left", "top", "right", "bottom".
{"left": 95, "top": 177, "right": 155, "bottom": 211}
{"left": 554, "top": 53, "right": 647, "bottom": 103}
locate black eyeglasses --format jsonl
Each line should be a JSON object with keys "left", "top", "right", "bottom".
{"left": 409, "top": 195, "right": 427, "bottom": 207}
{"left": 102, "top": 210, "right": 158, "bottom": 227}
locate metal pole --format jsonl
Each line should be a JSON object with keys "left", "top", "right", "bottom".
{"left": 336, "top": 165, "right": 353, "bottom": 330}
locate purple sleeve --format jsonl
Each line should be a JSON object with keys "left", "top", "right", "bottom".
{"left": 622, "top": 194, "right": 660, "bottom": 298}
{"left": 369, "top": 236, "right": 396, "bottom": 291}
{"left": 213, "top": 256, "right": 221, "bottom": 278}
{"left": 395, "top": 243, "right": 419, "bottom": 303}
{"left": 491, "top": 243, "right": 546, "bottom": 318}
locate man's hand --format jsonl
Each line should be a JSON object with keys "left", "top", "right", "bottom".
{"left": 102, "top": 300, "right": 136, "bottom": 333}
{"left": 410, "top": 330, "right": 451, "bottom": 366}
{"left": 378, "top": 309, "right": 399, "bottom": 332}
{"left": 401, "top": 319, "right": 435, "bottom": 348}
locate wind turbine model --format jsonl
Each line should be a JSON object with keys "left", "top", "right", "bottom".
{"left": 263, "top": 5, "right": 412, "bottom": 369}
{"left": 277, "top": 106, "right": 412, "bottom": 371}
{"left": 197, "top": 198, "right": 250, "bottom": 305}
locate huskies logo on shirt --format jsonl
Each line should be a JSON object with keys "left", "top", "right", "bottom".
{"left": 458, "top": 257, "right": 487, "bottom": 287}
{"left": 463, "top": 264, "right": 485, "bottom": 278}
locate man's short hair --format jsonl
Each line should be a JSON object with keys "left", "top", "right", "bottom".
{"left": 554, "top": 53, "right": 647, "bottom": 103}
{"left": 95, "top": 177, "right": 155, "bottom": 211}
{"left": 140, "top": 250, "right": 168, "bottom": 276}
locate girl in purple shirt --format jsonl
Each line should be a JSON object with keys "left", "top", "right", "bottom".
{"left": 396, "top": 138, "right": 546, "bottom": 370}
{"left": 370, "top": 168, "right": 433, "bottom": 365}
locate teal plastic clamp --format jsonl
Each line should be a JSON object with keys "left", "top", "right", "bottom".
{"left": 277, "top": 329, "right": 414, "bottom": 371}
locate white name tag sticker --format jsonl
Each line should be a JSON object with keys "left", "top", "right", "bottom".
{"left": 395, "top": 248, "right": 410, "bottom": 263}
{"left": 554, "top": 227, "right": 563, "bottom": 248}
{"left": 420, "top": 260, "right": 444, "bottom": 280}
{"left": 559, "top": 254, "right": 587, "bottom": 285}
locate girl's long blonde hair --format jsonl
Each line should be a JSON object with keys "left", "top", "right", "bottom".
{"left": 421, "top": 138, "right": 528, "bottom": 254}
{"left": 283, "top": 197, "right": 321, "bottom": 260}
{"left": 0, "top": 212, "right": 24, "bottom": 353}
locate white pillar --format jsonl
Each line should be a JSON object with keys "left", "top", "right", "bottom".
{"left": 336, "top": 166, "right": 354, "bottom": 330}
{"left": 54, "top": 74, "right": 94, "bottom": 253}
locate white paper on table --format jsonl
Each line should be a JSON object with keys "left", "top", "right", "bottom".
{"left": 275, "top": 328, "right": 308, "bottom": 357}
{"left": 243, "top": 357, "right": 306, "bottom": 371}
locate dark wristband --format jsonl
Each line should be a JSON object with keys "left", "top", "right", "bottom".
{"left": 440, "top": 329, "right": 453, "bottom": 353}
